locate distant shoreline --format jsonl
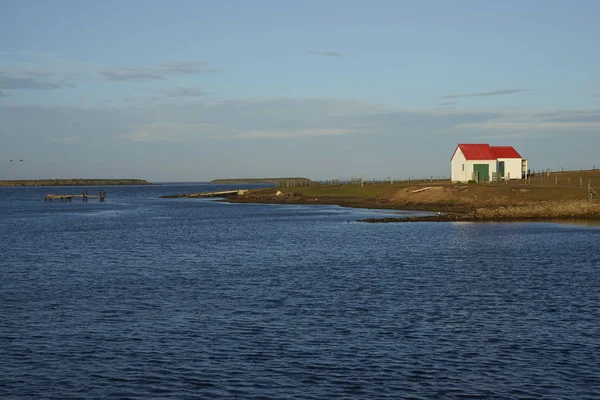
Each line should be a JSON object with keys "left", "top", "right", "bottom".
{"left": 210, "top": 177, "right": 309, "bottom": 184}
{"left": 0, "top": 179, "right": 151, "bottom": 187}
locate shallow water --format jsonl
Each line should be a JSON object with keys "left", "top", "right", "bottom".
{"left": 1, "top": 184, "right": 599, "bottom": 399}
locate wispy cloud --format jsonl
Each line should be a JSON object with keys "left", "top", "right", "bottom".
{"left": 159, "top": 87, "right": 208, "bottom": 98}
{"left": 534, "top": 109, "right": 600, "bottom": 123}
{"left": 309, "top": 51, "right": 344, "bottom": 57}
{"left": 157, "top": 62, "right": 219, "bottom": 74}
{"left": 100, "top": 68, "right": 163, "bottom": 82}
{"left": 120, "top": 122, "right": 217, "bottom": 142}
{"left": 438, "top": 101, "right": 458, "bottom": 106}
{"left": 454, "top": 110, "right": 600, "bottom": 140}
{"left": 0, "top": 67, "right": 52, "bottom": 78}
{"left": 51, "top": 135, "right": 81, "bottom": 143}
{"left": 461, "top": 121, "right": 600, "bottom": 131}
{"left": 215, "top": 128, "right": 355, "bottom": 140}
{"left": 438, "top": 89, "right": 527, "bottom": 99}
{"left": 101, "top": 61, "right": 219, "bottom": 82}
{"left": 0, "top": 72, "right": 74, "bottom": 90}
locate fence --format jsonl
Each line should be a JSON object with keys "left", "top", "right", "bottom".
{"left": 276, "top": 176, "right": 450, "bottom": 188}
{"left": 275, "top": 169, "right": 599, "bottom": 188}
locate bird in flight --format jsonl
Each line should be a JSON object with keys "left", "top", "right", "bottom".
{"left": 9, "top": 159, "right": 13, "bottom": 162}
{"left": 19, "top": 159, "right": 23, "bottom": 162}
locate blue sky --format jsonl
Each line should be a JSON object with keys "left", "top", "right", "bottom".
{"left": 1, "top": 0, "right": 599, "bottom": 181}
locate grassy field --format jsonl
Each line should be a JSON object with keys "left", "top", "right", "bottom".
{"left": 231, "top": 169, "right": 600, "bottom": 220}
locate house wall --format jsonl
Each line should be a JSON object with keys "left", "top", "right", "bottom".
{"left": 466, "top": 160, "right": 496, "bottom": 182}
{"left": 452, "top": 148, "right": 498, "bottom": 182}
{"left": 451, "top": 148, "right": 468, "bottom": 182}
{"left": 497, "top": 158, "right": 522, "bottom": 180}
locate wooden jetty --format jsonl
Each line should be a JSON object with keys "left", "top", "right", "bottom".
{"left": 160, "top": 189, "right": 248, "bottom": 199}
{"left": 44, "top": 189, "right": 106, "bottom": 202}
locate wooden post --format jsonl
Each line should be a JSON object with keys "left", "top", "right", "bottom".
{"left": 360, "top": 178, "right": 364, "bottom": 187}
{"left": 555, "top": 176, "right": 558, "bottom": 186}
{"left": 568, "top": 177, "right": 571, "bottom": 185}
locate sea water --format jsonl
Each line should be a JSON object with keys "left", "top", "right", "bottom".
{"left": 1, "top": 184, "right": 599, "bottom": 399}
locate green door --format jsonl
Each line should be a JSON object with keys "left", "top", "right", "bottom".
{"left": 498, "top": 161, "right": 505, "bottom": 179}
{"left": 473, "top": 164, "right": 489, "bottom": 182}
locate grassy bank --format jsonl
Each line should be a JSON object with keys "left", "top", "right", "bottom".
{"left": 228, "top": 170, "right": 600, "bottom": 221}
{"left": 0, "top": 179, "right": 151, "bottom": 187}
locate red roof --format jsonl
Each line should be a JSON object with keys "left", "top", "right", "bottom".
{"left": 491, "top": 146, "right": 522, "bottom": 159}
{"left": 452, "top": 144, "right": 522, "bottom": 160}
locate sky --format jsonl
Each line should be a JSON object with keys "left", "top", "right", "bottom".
{"left": 1, "top": 0, "right": 599, "bottom": 182}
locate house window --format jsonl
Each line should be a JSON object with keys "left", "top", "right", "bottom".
{"left": 462, "top": 164, "right": 464, "bottom": 171}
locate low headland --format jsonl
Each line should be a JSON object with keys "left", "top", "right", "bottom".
{"left": 214, "top": 170, "right": 600, "bottom": 222}
{"left": 0, "top": 178, "right": 151, "bottom": 187}
{"left": 210, "top": 177, "right": 310, "bottom": 185}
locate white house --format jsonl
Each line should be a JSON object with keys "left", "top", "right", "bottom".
{"left": 451, "top": 144, "right": 527, "bottom": 183}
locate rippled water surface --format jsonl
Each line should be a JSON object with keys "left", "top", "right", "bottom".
{"left": 1, "top": 184, "right": 600, "bottom": 399}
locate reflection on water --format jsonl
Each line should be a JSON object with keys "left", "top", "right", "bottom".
{"left": 550, "top": 219, "right": 600, "bottom": 227}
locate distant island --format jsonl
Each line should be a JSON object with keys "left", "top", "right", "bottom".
{"left": 0, "top": 179, "right": 151, "bottom": 187}
{"left": 210, "top": 177, "right": 310, "bottom": 184}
